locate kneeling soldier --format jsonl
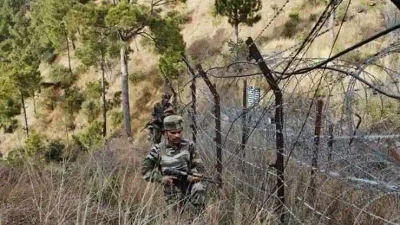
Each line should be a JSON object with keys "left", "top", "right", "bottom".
{"left": 141, "top": 115, "right": 206, "bottom": 216}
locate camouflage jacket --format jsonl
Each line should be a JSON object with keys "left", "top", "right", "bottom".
{"left": 141, "top": 139, "right": 205, "bottom": 183}
{"left": 151, "top": 102, "right": 172, "bottom": 125}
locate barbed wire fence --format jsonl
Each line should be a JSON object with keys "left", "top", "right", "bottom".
{"left": 172, "top": 0, "right": 400, "bottom": 224}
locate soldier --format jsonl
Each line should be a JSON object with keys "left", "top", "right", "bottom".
{"left": 150, "top": 92, "right": 174, "bottom": 144}
{"left": 141, "top": 115, "right": 206, "bottom": 217}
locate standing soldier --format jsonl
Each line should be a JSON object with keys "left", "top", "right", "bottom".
{"left": 150, "top": 92, "right": 174, "bottom": 144}
{"left": 141, "top": 115, "right": 206, "bottom": 217}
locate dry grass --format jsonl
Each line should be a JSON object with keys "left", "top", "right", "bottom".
{"left": 1, "top": 129, "right": 399, "bottom": 224}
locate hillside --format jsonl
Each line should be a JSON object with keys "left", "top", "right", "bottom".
{"left": 1, "top": 0, "right": 396, "bottom": 154}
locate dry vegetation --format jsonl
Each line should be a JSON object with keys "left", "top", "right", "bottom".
{"left": 1, "top": 130, "right": 398, "bottom": 224}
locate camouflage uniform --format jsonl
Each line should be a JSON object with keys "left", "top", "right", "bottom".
{"left": 151, "top": 102, "right": 173, "bottom": 144}
{"left": 141, "top": 116, "right": 206, "bottom": 215}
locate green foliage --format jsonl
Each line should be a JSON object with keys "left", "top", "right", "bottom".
{"left": 73, "top": 2, "right": 120, "bottom": 68}
{"left": 214, "top": 0, "right": 262, "bottom": 27}
{"left": 45, "top": 139, "right": 65, "bottom": 162}
{"left": 25, "top": 131, "right": 46, "bottom": 159}
{"left": 0, "top": 1, "right": 42, "bottom": 116}
{"left": 150, "top": 11, "right": 186, "bottom": 80}
{"left": 61, "top": 87, "right": 84, "bottom": 115}
{"left": 85, "top": 81, "right": 103, "bottom": 100}
{"left": 30, "top": 0, "right": 76, "bottom": 51}
{"left": 105, "top": 1, "right": 150, "bottom": 33}
{"left": 0, "top": 2, "right": 41, "bottom": 135}
{"left": 73, "top": 121, "right": 104, "bottom": 151}
{"left": 6, "top": 147, "right": 25, "bottom": 167}
{"left": 50, "top": 65, "right": 77, "bottom": 89}
{"left": 110, "top": 110, "right": 123, "bottom": 126}
{"left": 41, "top": 87, "right": 59, "bottom": 110}
{"left": 309, "top": 13, "right": 317, "bottom": 22}
{"left": 0, "top": 98, "right": 20, "bottom": 132}
{"left": 40, "top": 46, "right": 58, "bottom": 64}
{"left": 282, "top": 13, "right": 300, "bottom": 38}
{"left": 108, "top": 91, "right": 122, "bottom": 109}
{"left": 223, "top": 38, "right": 248, "bottom": 60}
{"left": 1, "top": 17, "right": 41, "bottom": 97}
{"left": 128, "top": 72, "right": 147, "bottom": 83}
{"left": 149, "top": 11, "right": 186, "bottom": 55}
{"left": 365, "top": 97, "right": 399, "bottom": 124}
{"left": 82, "top": 100, "right": 100, "bottom": 123}
{"left": 159, "top": 52, "right": 184, "bottom": 80}
{"left": 2, "top": 118, "right": 18, "bottom": 133}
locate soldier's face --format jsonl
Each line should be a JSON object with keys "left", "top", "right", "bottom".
{"left": 165, "top": 130, "right": 182, "bottom": 145}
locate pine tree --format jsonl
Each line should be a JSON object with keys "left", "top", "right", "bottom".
{"left": 30, "top": 0, "right": 76, "bottom": 72}
{"left": 72, "top": 2, "right": 119, "bottom": 137}
{"left": 0, "top": 2, "right": 41, "bottom": 137}
{"left": 105, "top": 0, "right": 185, "bottom": 138}
{"left": 215, "top": 0, "right": 262, "bottom": 46}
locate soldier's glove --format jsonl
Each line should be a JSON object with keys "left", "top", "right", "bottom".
{"left": 187, "top": 175, "right": 203, "bottom": 183}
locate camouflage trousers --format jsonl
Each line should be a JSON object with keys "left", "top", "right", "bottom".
{"left": 163, "top": 181, "right": 206, "bottom": 216}
{"left": 147, "top": 124, "right": 163, "bottom": 144}
{"left": 152, "top": 124, "right": 163, "bottom": 144}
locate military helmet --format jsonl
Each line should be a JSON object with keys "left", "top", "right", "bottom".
{"left": 162, "top": 92, "right": 171, "bottom": 100}
{"left": 163, "top": 115, "right": 183, "bottom": 131}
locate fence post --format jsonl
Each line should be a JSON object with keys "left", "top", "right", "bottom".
{"left": 311, "top": 98, "right": 324, "bottom": 198}
{"left": 191, "top": 74, "right": 197, "bottom": 144}
{"left": 241, "top": 80, "right": 248, "bottom": 157}
{"left": 181, "top": 55, "right": 197, "bottom": 144}
{"left": 246, "top": 37, "right": 285, "bottom": 224}
{"left": 196, "top": 64, "right": 223, "bottom": 186}
{"left": 327, "top": 123, "right": 334, "bottom": 169}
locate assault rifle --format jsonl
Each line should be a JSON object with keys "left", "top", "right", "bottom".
{"left": 163, "top": 168, "right": 220, "bottom": 184}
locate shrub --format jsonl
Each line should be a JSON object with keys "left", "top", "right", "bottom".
{"left": 0, "top": 98, "right": 21, "bottom": 133}
{"left": 73, "top": 121, "right": 104, "bottom": 151}
{"left": 85, "top": 81, "right": 105, "bottom": 100}
{"left": 41, "top": 87, "right": 60, "bottom": 110}
{"left": 110, "top": 110, "right": 123, "bottom": 126}
{"left": 41, "top": 47, "right": 57, "bottom": 64}
{"left": 6, "top": 147, "right": 25, "bottom": 167}
{"left": 61, "top": 87, "right": 85, "bottom": 115}
{"left": 107, "top": 91, "right": 122, "bottom": 109}
{"left": 50, "top": 65, "right": 77, "bottom": 89}
{"left": 25, "top": 131, "right": 46, "bottom": 160}
{"left": 45, "top": 139, "right": 65, "bottom": 162}
{"left": 82, "top": 100, "right": 100, "bottom": 123}
{"left": 309, "top": 13, "right": 317, "bottom": 22}
{"left": 282, "top": 13, "right": 300, "bottom": 38}
{"left": 2, "top": 118, "right": 18, "bottom": 133}
{"left": 128, "top": 72, "right": 147, "bottom": 83}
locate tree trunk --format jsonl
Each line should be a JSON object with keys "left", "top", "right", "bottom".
{"left": 235, "top": 10, "right": 248, "bottom": 157}
{"left": 120, "top": 45, "right": 132, "bottom": 137}
{"left": 101, "top": 53, "right": 107, "bottom": 137}
{"left": 20, "top": 91, "right": 29, "bottom": 138}
{"left": 32, "top": 91, "right": 37, "bottom": 115}
{"left": 66, "top": 36, "right": 72, "bottom": 73}
{"left": 241, "top": 79, "right": 247, "bottom": 156}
